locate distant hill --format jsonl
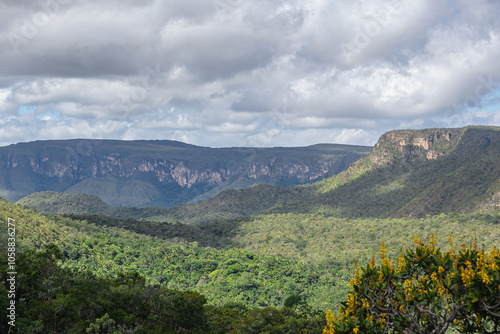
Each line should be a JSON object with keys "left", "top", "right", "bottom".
{"left": 18, "top": 191, "right": 173, "bottom": 221}
{"left": 1, "top": 139, "right": 370, "bottom": 207}
{"left": 165, "top": 126, "right": 500, "bottom": 223}
{"left": 314, "top": 126, "right": 500, "bottom": 217}
{"left": 17, "top": 191, "right": 113, "bottom": 215}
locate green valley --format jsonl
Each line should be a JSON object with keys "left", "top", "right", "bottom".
{"left": 2, "top": 126, "right": 500, "bottom": 333}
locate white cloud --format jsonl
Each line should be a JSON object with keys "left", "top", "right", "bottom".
{"left": 0, "top": 0, "right": 499, "bottom": 148}
{"left": 207, "top": 122, "right": 258, "bottom": 133}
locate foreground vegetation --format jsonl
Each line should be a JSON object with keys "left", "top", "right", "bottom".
{"left": 0, "top": 245, "right": 326, "bottom": 333}
{"left": 324, "top": 236, "right": 500, "bottom": 333}
{"left": 2, "top": 198, "right": 500, "bottom": 332}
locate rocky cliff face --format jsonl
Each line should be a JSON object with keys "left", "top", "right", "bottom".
{"left": 369, "top": 128, "right": 464, "bottom": 166}
{"left": 0, "top": 140, "right": 370, "bottom": 207}
{"left": 1, "top": 153, "right": 347, "bottom": 188}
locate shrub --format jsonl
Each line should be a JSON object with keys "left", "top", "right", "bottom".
{"left": 324, "top": 235, "right": 500, "bottom": 333}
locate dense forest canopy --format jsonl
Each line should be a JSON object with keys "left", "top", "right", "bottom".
{"left": 2, "top": 198, "right": 500, "bottom": 332}
{"left": 2, "top": 127, "right": 500, "bottom": 333}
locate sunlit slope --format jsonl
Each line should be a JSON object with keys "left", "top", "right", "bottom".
{"left": 313, "top": 126, "right": 500, "bottom": 217}
{"left": 167, "top": 126, "right": 500, "bottom": 223}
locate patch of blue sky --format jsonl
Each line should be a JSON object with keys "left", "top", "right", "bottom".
{"left": 17, "top": 105, "right": 37, "bottom": 115}
{"left": 466, "top": 87, "right": 500, "bottom": 113}
{"left": 483, "top": 102, "right": 500, "bottom": 113}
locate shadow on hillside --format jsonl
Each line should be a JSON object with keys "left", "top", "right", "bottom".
{"left": 61, "top": 214, "right": 247, "bottom": 249}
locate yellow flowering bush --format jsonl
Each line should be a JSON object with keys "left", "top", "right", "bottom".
{"left": 324, "top": 235, "right": 500, "bottom": 333}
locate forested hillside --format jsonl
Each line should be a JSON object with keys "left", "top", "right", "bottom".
{"left": 17, "top": 191, "right": 176, "bottom": 222}
{"left": 165, "top": 126, "right": 500, "bottom": 223}
{"left": 1, "top": 199, "right": 328, "bottom": 333}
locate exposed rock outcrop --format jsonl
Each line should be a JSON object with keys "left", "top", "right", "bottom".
{"left": 369, "top": 128, "right": 464, "bottom": 166}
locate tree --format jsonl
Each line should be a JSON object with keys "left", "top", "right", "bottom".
{"left": 86, "top": 313, "right": 119, "bottom": 334}
{"left": 324, "top": 235, "right": 500, "bottom": 333}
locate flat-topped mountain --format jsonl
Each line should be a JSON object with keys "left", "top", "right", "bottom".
{"left": 1, "top": 139, "right": 370, "bottom": 207}
{"left": 165, "top": 126, "right": 500, "bottom": 223}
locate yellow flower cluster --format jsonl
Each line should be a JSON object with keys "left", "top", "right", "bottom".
{"left": 379, "top": 313, "right": 387, "bottom": 328}
{"left": 404, "top": 279, "right": 414, "bottom": 301}
{"left": 457, "top": 249, "right": 499, "bottom": 287}
{"left": 429, "top": 233, "right": 437, "bottom": 253}
{"left": 380, "top": 241, "right": 387, "bottom": 259}
{"left": 369, "top": 256, "right": 376, "bottom": 270}
{"left": 378, "top": 268, "right": 384, "bottom": 283}
{"left": 430, "top": 270, "right": 447, "bottom": 296}
{"left": 396, "top": 250, "right": 406, "bottom": 273}
{"left": 350, "top": 264, "right": 362, "bottom": 288}
{"left": 323, "top": 310, "right": 335, "bottom": 334}
{"left": 477, "top": 251, "right": 491, "bottom": 284}
{"left": 381, "top": 257, "right": 393, "bottom": 269}
{"left": 460, "top": 260, "right": 475, "bottom": 287}
{"left": 345, "top": 293, "right": 356, "bottom": 316}
{"left": 491, "top": 257, "right": 499, "bottom": 271}
{"left": 362, "top": 298, "right": 370, "bottom": 309}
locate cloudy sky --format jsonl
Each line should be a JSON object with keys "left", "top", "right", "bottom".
{"left": 1, "top": 0, "right": 500, "bottom": 148}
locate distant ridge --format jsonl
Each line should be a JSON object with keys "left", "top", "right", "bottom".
{"left": 1, "top": 139, "right": 370, "bottom": 207}
{"left": 165, "top": 126, "right": 500, "bottom": 223}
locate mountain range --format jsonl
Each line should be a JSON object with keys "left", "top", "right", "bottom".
{"left": 17, "top": 126, "right": 500, "bottom": 224}
{"left": 0, "top": 139, "right": 370, "bottom": 207}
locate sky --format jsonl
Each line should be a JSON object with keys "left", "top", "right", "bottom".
{"left": 1, "top": 0, "right": 500, "bottom": 148}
